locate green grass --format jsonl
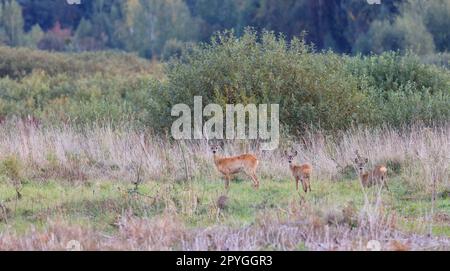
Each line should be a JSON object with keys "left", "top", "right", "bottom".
{"left": 1, "top": 176, "right": 449, "bottom": 238}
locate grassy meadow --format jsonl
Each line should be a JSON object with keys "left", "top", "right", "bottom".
{"left": 0, "top": 122, "right": 448, "bottom": 250}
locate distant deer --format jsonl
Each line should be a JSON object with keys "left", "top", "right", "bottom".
{"left": 284, "top": 150, "right": 313, "bottom": 192}
{"left": 353, "top": 151, "right": 388, "bottom": 190}
{"left": 210, "top": 143, "right": 260, "bottom": 190}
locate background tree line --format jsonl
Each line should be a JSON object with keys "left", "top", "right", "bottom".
{"left": 0, "top": 0, "right": 449, "bottom": 58}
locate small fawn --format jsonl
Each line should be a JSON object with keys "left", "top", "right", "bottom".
{"left": 210, "top": 143, "right": 260, "bottom": 190}
{"left": 353, "top": 151, "right": 388, "bottom": 190}
{"left": 285, "top": 150, "right": 313, "bottom": 192}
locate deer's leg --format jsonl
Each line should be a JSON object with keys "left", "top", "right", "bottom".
{"left": 361, "top": 176, "right": 368, "bottom": 187}
{"left": 224, "top": 175, "right": 230, "bottom": 190}
{"left": 300, "top": 177, "right": 308, "bottom": 193}
{"left": 382, "top": 176, "right": 389, "bottom": 191}
{"left": 252, "top": 173, "right": 260, "bottom": 189}
{"left": 295, "top": 176, "right": 299, "bottom": 191}
{"left": 243, "top": 171, "right": 253, "bottom": 186}
{"left": 245, "top": 171, "right": 259, "bottom": 189}
{"left": 306, "top": 177, "right": 311, "bottom": 192}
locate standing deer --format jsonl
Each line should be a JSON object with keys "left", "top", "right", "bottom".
{"left": 353, "top": 151, "right": 388, "bottom": 190}
{"left": 210, "top": 143, "right": 260, "bottom": 190}
{"left": 285, "top": 150, "right": 313, "bottom": 192}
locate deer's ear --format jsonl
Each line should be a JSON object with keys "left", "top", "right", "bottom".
{"left": 294, "top": 150, "right": 298, "bottom": 156}
{"left": 354, "top": 158, "right": 358, "bottom": 164}
{"left": 365, "top": 158, "right": 369, "bottom": 163}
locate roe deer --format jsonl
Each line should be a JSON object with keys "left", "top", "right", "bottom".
{"left": 210, "top": 143, "right": 260, "bottom": 190}
{"left": 285, "top": 150, "right": 313, "bottom": 192}
{"left": 353, "top": 151, "right": 388, "bottom": 190}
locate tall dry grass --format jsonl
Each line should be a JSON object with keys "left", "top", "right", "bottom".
{"left": 0, "top": 120, "right": 447, "bottom": 189}
{"left": 0, "top": 120, "right": 448, "bottom": 250}
{"left": 0, "top": 207, "right": 449, "bottom": 251}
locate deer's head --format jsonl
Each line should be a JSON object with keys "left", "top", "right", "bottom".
{"left": 353, "top": 150, "right": 369, "bottom": 174}
{"left": 284, "top": 150, "right": 298, "bottom": 164}
{"left": 209, "top": 141, "right": 223, "bottom": 155}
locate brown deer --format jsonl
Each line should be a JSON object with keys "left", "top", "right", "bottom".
{"left": 353, "top": 151, "right": 388, "bottom": 190}
{"left": 210, "top": 143, "right": 260, "bottom": 190}
{"left": 285, "top": 150, "right": 313, "bottom": 192}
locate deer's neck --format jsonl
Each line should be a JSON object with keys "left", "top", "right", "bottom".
{"left": 213, "top": 154, "right": 223, "bottom": 166}
{"left": 289, "top": 163, "right": 296, "bottom": 172}
{"left": 359, "top": 171, "right": 369, "bottom": 180}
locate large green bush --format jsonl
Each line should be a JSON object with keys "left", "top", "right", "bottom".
{"left": 346, "top": 52, "right": 450, "bottom": 126}
{"left": 163, "top": 30, "right": 449, "bottom": 133}
{"left": 165, "top": 30, "right": 373, "bottom": 132}
{"left": 0, "top": 31, "right": 448, "bottom": 133}
{"left": 0, "top": 68, "right": 161, "bottom": 126}
{"left": 346, "top": 52, "right": 449, "bottom": 94}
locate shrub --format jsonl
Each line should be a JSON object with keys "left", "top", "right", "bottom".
{"left": 0, "top": 154, "right": 24, "bottom": 198}
{"left": 162, "top": 30, "right": 449, "bottom": 133}
{"left": 0, "top": 69, "right": 163, "bottom": 126}
{"left": 0, "top": 46, "right": 157, "bottom": 79}
{"left": 0, "top": 155, "right": 22, "bottom": 181}
{"left": 165, "top": 29, "right": 373, "bottom": 133}
{"left": 346, "top": 52, "right": 449, "bottom": 94}
{"left": 345, "top": 52, "right": 450, "bottom": 126}
{"left": 0, "top": 31, "right": 449, "bottom": 133}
